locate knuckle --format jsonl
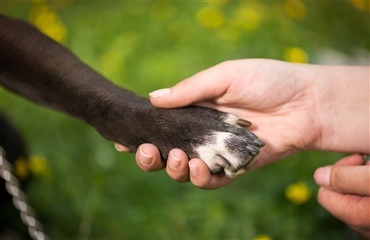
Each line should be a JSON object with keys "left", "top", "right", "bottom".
{"left": 330, "top": 167, "right": 347, "bottom": 190}
{"left": 166, "top": 168, "right": 187, "bottom": 182}
{"left": 192, "top": 178, "right": 210, "bottom": 189}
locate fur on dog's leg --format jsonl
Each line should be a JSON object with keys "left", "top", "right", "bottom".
{"left": 0, "top": 14, "right": 148, "bottom": 144}
{"left": 0, "top": 15, "right": 265, "bottom": 177}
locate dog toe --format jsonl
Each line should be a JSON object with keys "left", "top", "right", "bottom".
{"left": 194, "top": 131, "right": 263, "bottom": 178}
{"left": 222, "top": 114, "right": 251, "bottom": 128}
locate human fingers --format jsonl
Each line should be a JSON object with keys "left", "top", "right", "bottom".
{"left": 135, "top": 144, "right": 165, "bottom": 172}
{"left": 165, "top": 149, "right": 190, "bottom": 183}
{"left": 314, "top": 155, "right": 370, "bottom": 196}
{"left": 115, "top": 143, "right": 131, "bottom": 152}
{"left": 149, "top": 62, "right": 233, "bottom": 108}
{"left": 334, "top": 153, "right": 366, "bottom": 166}
{"left": 317, "top": 187, "right": 370, "bottom": 238}
{"left": 188, "top": 159, "right": 233, "bottom": 190}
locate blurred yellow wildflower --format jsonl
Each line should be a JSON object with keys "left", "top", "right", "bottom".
{"left": 285, "top": 181, "right": 311, "bottom": 205}
{"left": 283, "top": 0, "right": 307, "bottom": 20}
{"left": 14, "top": 156, "right": 30, "bottom": 181}
{"left": 28, "top": 4, "right": 68, "bottom": 43}
{"left": 350, "top": 0, "right": 369, "bottom": 11}
{"left": 253, "top": 234, "right": 273, "bottom": 240}
{"left": 196, "top": 6, "right": 224, "bottom": 29}
{"left": 29, "top": 154, "right": 51, "bottom": 176}
{"left": 14, "top": 154, "right": 51, "bottom": 178}
{"left": 284, "top": 46, "right": 309, "bottom": 63}
{"left": 233, "top": 6, "right": 262, "bottom": 31}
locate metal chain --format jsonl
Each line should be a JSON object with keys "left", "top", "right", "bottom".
{"left": 0, "top": 147, "right": 49, "bottom": 240}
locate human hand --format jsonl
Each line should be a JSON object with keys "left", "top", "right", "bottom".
{"left": 118, "top": 59, "right": 324, "bottom": 188}
{"left": 314, "top": 154, "right": 370, "bottom": 239}
{"left": 118, "top": 59, "right": 368, "bottom": 189}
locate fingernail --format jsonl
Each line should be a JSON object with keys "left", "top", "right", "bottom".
{"left": 149, "top": 88, "right": 170, "bottom": 98}
{"left": 314, "top": 166, "right": 332, "bottom": 187}
{"left": 114, "top": 143, "right": 130, "bottom": 152}
{"left": 139, "top": 146, "right": 152, "bottom": 165}
{"left": 189, "top": 162, "right": 199, "bottom": 177}
{"left": 115, "top": 143, "right": 124, "bottom": 152}
{"left": 169, "top": 151, "right": 181, "bottom": 169}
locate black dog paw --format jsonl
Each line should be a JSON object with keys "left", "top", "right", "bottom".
{"left": 119, "top": 103, "right": 265, "bottom": 178}
{"left": 96, "top": 98, "right": 264, "bottom": 178}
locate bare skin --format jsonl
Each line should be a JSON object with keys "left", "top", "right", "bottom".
{"left": 314, "top": 154, "right": 370, "bottom": 239}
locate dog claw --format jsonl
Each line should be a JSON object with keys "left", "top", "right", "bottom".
{"left": 253, "top": 139, "right": 265, "bottom": 147}
{"left": 237, "top": 119, "right": 252, "bottom": 127}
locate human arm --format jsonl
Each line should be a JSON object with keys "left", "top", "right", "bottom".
{"left": 120, "top": 59, "right": 369, "bottom": 189}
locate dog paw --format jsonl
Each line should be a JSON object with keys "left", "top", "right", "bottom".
{"left": 102, "top": 102, "right": 265, "bottom": 178}
{"left": 192, "top": 114, "right": 265, "bottom": 178}
{"left": 195, "top": 132, "right": 264, "bottom": 177}
{"left": 139, "top": 106, "right": 265, "bottom": 178}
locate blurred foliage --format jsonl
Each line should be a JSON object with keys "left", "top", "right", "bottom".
{"left": 0, "top": 1, "right": 368, "bottom": 239}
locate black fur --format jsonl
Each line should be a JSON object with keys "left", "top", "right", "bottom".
{"left": 0, "top": 15, "right": 264, "bottom": 176}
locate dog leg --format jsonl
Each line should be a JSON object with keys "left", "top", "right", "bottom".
{"left": 0, "top": 15, "right": 264, "bottom": 177}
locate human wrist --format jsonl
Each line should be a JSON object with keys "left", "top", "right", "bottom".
{"left": 306, "top": 65, "right": 369, "bottom": 154}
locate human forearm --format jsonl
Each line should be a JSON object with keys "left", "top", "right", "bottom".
{"left": 306, "top": 64, "right": 369, "bottom": 154}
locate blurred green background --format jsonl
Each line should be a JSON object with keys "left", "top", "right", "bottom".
{"left": 0, "top": 1, "right": 368, "bottom": 239}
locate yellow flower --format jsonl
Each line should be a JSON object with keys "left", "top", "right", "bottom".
{"left": 350, "top": 0, "right": 369, "bottom": 12}
{"left": 233, "top": 6, "right": 262, "bottom": 31}
{"left": 28, "top": 4, "right": 68, "bottom": 43}
{"left": 283, "top": 0, "right": 307, "bottom": 20}
{"left": 285, "top": 181, "right": 311, "bottom": 205}
{"left": 196, "top": 6, "right": 224, "bottom": 29}
{"left": 253, "top": 234, "right": 273, "bottom": 240}
{"left": 284, "top": 46, "right": 309, "bottom": 63}
{"left": 29, "top": 154, "right": 50, "bottom": 176}
{"left": 14, "top": 156, "right": 30, "bottom": 181}
{"left": 14, "top": 155, "right": 51, "bottom": 179}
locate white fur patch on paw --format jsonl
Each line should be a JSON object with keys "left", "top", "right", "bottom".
{"left": 222, "top": 114, "right": 240, "bottom": 125}
{"left": 195, "top": 132, "right": 251, "bottom": 178}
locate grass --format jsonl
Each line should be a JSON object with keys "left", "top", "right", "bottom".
{"left": 0, "top": 1, "right": 368, "bottom": 239}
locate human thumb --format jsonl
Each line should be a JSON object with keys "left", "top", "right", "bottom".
{"left": 149, "top": 65, "right": 230, "bottom": 108}
{"left": 313, "top": 154, "right": 370, "bottom": 196}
